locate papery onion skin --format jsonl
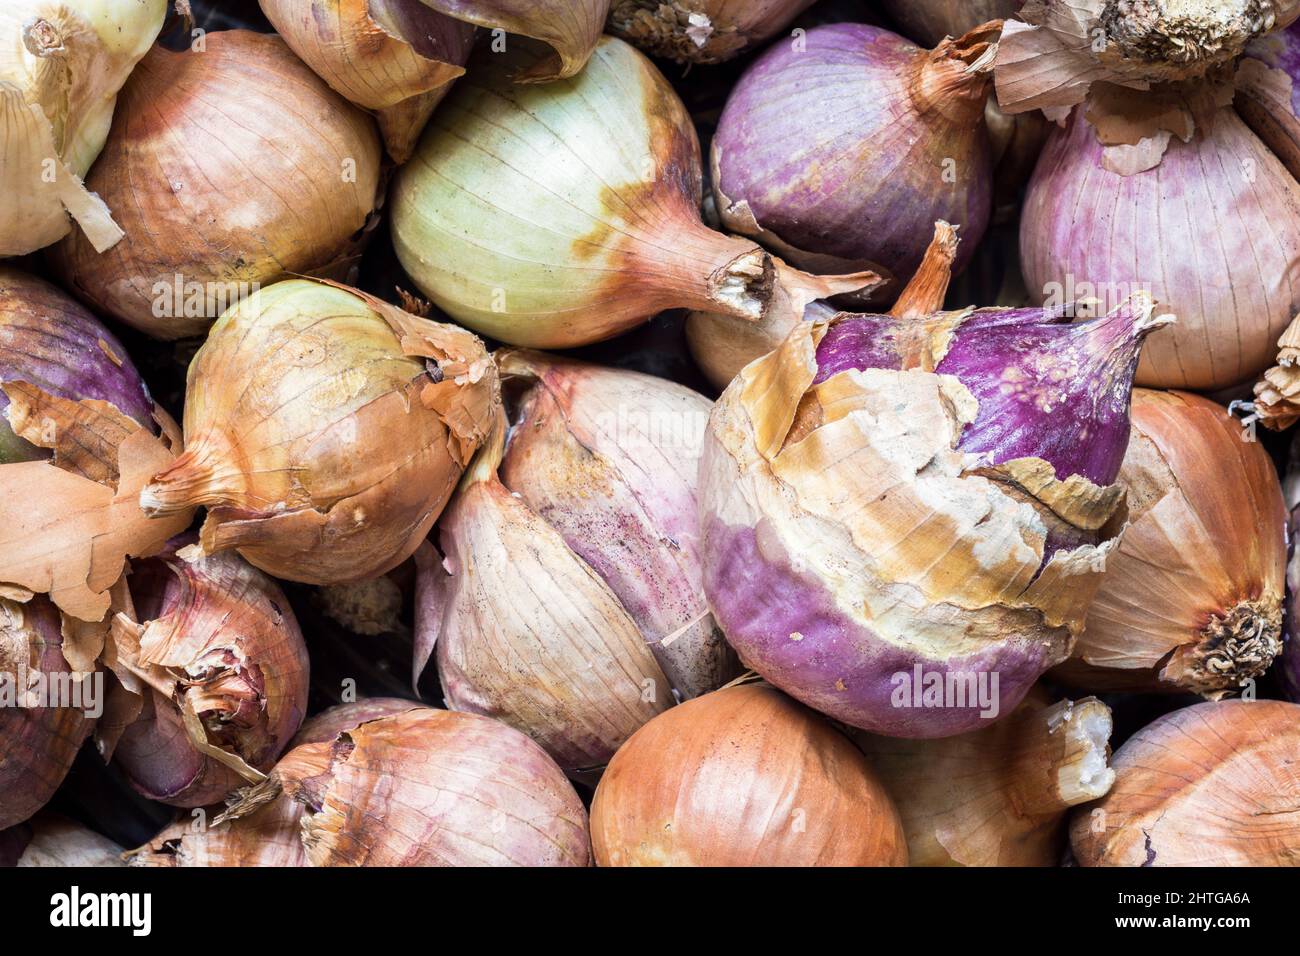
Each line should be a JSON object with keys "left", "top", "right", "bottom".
{"left": 4, "top": 813, "right": 125, "bottom": 867}
{"left": 0, "top": 267, "right": 152, "bottom": 464}
{"left": 1059, "top": 390, "right": 1286, "bottom": 698}
{"left": 880, "top": 0, "right": 1022, "bottom": 47}
{"left": 0, "top": 597, "right": 95, "bottom": 830}
{"left": 606, "top": 0, "right": 817, "bottom": 64}
{"left": 1021, "top": 103, "right": 1300, "bottom": 391}
{"left": 710, "top": 22, "right": 996, "bottom": 294}
{"left": 591, "top": 684, "right": 907, "bottom": 866}
{"left": 290, "top": 697, "right": 425, "bottom": 747}
{"left": 139, "top": 279, "right": 499, "bottom": 585}
{"left": 50, "top": 30, "right": 383, "bottom": 339}
{"left": 1070, "top": 699, "right": 1300, "bottom": 866}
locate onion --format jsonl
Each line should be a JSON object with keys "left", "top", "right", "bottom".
{"left": 0, "top": 596, "right": 95, "bottom": 830}
{"left": 0, "top": 0, "right": 167, "bottom": 256}
{"left": 698, "top": 225, "right": 1167, "bottom": 737}
{"left": 851, "top": 692, "right": 1113, "bottom": 866}
{"left": 215, "top": 709, "right": 591, "bottom": 866}
{"left": 590, "top": 684, "right": 907, "bottom": 866}
{"left": 881, "top": 0, "right": 1022, "bottom": 47}
{"left": 1281, "top": 435, "right": 1300, "bottom": 702}
{"left": 107, "top": 539, "right": 310, "bottom": 808}
{"left": 1071, "top": 699, "right": 1300, "bottom": 866}
{"left": 3, "top": 813, "right": 124, "bottom": 867}
{"left": 391, "top": 35, "right": 876, "bottom": 349}
{"left": 49, "top": 30, "right": 383, "bottom": 339}
{"left": 139, "top": 279, "right": 500, "bottom": 585}
{"left": 606, "top": 0, "right": 817, "bottom": 64}
{"left": 290, "top": 698, "right": 425, "bottom": 747}
{"left": 258, "top": 0, "right": 476, "bottom": 162}
{"left": 710, "top": 22, "right": 999, "bottom": 297}
{"left": 1021, "top": 103, "right": 1300, "bottom": 391}
{"left": 1057, "top": 390, "right": 1286, "bottom": 698}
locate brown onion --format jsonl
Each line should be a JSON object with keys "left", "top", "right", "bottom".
{"left": 590, "top": 684, "right": 907, "bottom": 866}
{"left": 607, "top": 0, "right": 817, "bottom": 64}
{"left": 881, "top": 0, "right": 1022, "bottom": 47}
{"left": 50, "top": 30, "right": 383, "bottom": 339}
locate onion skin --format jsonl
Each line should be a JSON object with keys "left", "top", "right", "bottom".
{"left": 711, "top": 22, "right": 996, "bottom": 295}
{"left": 591, "top": 684, "right": 907, "bottom": 866}
{"left": 0, "top": 267, "right": 152, "bottom": 464}
{"left": 881, "top": 0, "right": 1022, "bottom": 47}
{"left": 139, "top": 279, "right": 499, "bottom": 585}
{"left": 607, "top": 0, "right": 817, "bottom": 64}
{"left": 1059, "top": 390, "right": 1285, "bottom": 698}
{"left": 50, "top": 30, "right": 383, "bottom": 340}
{"left": 0, "top": 597, "right": 95, "bottom": 830}
{"left": 1071, "top": 700, "right": 1300, "bottom": 866}
{"left": 290, "top": 697, "right": 425, "bottom": 747}
{"left": 1022, "top": 104, "right": 1300, "bottom": 391}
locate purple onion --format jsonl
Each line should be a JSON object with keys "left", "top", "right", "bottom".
{"left": 710, "top": 22, "right": 997, "bottom": 297}
{"left": 1282, "top": 436, "right": 1300, "bottom": 702}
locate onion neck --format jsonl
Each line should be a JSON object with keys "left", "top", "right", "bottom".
{"left": 642, "top": 217, "right": 776, "bottom": 322}
{"left": 1008, "top": 698, "right": 1114, "bottom": 816}
{"left": 140, "top": 435, "right": 246, "bottom": 517}
{"left": 911, "top": 22, "right": 1000, "bottom": 126}
{"left": 890, "top": 221, "right": 959, "bottom": 319}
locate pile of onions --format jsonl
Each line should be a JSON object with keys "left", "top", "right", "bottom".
{"left": 1058, "top": 390, "right": 1286, "bottom": 698}
{"left": 50, "top": 30, "right": 383, "bottom": 339}
{"left": 710, "top": 22, "right": 999, "bottom": 296}
{"left": 139, "top": 279, "right": 499, "bottom": 585}
{"left": 391, "top": 35, "right": 875, "bottom": 349}
{"left": 0, "top": 0, "right": 167, "bottom": 256}
{"left": 606, "top": 0, "right": 817, "bottom": 64}
{"left": 880, "top": 0, "right": 1022, "bottom": 47}
{"left": 1071, "top": 700, "right": 1300, "bottom": 866}
{"left": 418, "top": 351, "right": 734, "bottom": 771}
{"left": 590, "top": 684, "right": 907, "bottom": 866}
{"left": 698, "top": 225, "right": 1166, "bottom": 737}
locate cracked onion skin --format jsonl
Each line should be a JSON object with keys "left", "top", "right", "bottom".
{"left": 1057, "top": 390, "right": 1286, "bottom": 698}
{"left": 49, "top": 30, "right": 383, "bottom": 340}
{"left": 0, "top": 597, "right": 95, "bottom": 830}
{"left": 138, "top": 279, "right": 499, "bottom": 585}
{"left": 1071, "top": 700, "right": 1300, "bottom": 866}
{"left": 591, "top": 684, "right": 907, "bottom": 866}
{"left": 607, "top": 0, "right": 817, "bottom": 64}
{"left": 1021, "top": 103, "right": 1300, "bottom": 391}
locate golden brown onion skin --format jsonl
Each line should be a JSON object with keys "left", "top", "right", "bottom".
{"left": 1071, "top": 700, "right": 1300, "bottom": 866}
{"left": 1061, "top": 390, "right": 1286, "bottom": 697}
{"left": 590, "top": 684, "right": 908, "bottom": 866}
{"left": 50, "top": 30, "right": 382, "bottom": 339}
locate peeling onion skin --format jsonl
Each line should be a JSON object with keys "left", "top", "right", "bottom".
{"left": 1021, "top": 104, "right": 1300, "bottom": 391}
{"left": 591, "top": 684, "right": 907, "bottom": 866}
{"left": 49, "top": 30, "right": 383, "bottom": 340}
{"left": 0, "top": 267, "right": 152, "bottom": 464}
{"left": 290, "top": 697, "right": 425, "bottom": 748}
{"left": 1058, "top": 390, "right": 1286, "bottom": 698}
{"left": 4, "top": 813, "right": 125, "bottom": 867}
{"left": 113, "top": 543, "right": 310, "bottom": 808}
{"left": 710, "top": 22, "right": 996, "bottom": 296}
{"left": 607, "top": 0, "right": 817, "bottom": 64}
{"left": 880, "top": 0, "right": 1023, "bottom": 47}
{"left": 0, "top": 597, "right": 95, "bottom": 830}
{"left": 1070, "top": 700, "right": 1300, "bottom": 866}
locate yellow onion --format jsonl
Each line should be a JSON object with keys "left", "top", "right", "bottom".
{"left": 0, "top": 0, "right": 167, "bottom": 257}
{"left": 106, "top": 540, "right": 310, "bottom": 808}
{"left": 590, "top": 684, "right": 908, "bottom": 866}
{"left": 49, "top": 30, "right": 383, "bottom": 339}
{"left": 0, "top": 596, "right": 96, "bottom": 830}
{"left": 1057, "top": 390, "right": 1286, "bottom": 698}
{"left": 139, "top": 279, "right": 500, "bottom": 585}
{"left": 215, "top": 709, "right": 591, "bottom": 866}
{"left": 851, "top": 691, "right": 1114, "bottom": 867}
{"left": 391, "top": 35, "right": 877, "bottom": 349}
{"left": 606, "top": 0, "right": 817, "bottom": 64}
{"left": 2, "top": 812, "right": 124, "bottom": 867}
{"left": 1071, "top": 699, "right": 1300, "bottom": 866}
{"left": 258, "top": 0, "right": 476, "bottom": 162}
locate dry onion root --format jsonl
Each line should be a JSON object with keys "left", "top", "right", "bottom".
{"left": 139, "top": 279, "right": 500, "bottom": 586}
{"left": 1070, "top": 699, "right": 1300, "bottom": 866}
{"left": 606, "top": 0, "right": 817, "bottom": 64}
{"left": 590, "top": 684, "right": 908, "bottom": 866}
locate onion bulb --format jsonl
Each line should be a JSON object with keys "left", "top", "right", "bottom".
{"left": 0, "top": 0, "right": 167, "bottom": 257}
{"left": 1281, "top": 434, "right": 1300, "bottom": 703}
{"left": 851, "top": 692, "right": 1114, "bottom": 866}
{"left": 710, "top": 22, "right": 999, "bottom": 296}
{"left": 590, "top": 684, "right": 907, "bottom": 866}
{"left": 391, "top": 35, "right": 876, "bottom": 349}
{"left": 1022, "top": 103, "right": 1300, "bottom": 391}
{"left": 606, "top": 0, "right": 817, "bottom": 64}
{"left": 258, "top": 0, "right": 476, "bottom": 162}
{"left": 50, "top": 30, "right": 383, "bottom": 339}
{"left": 1071, "top": 700, "right": 1300, "bottom": 866}
{"left": 699, "top": 224, "right": 1167, "bottom": 737}
{"left": 3, "top": 813, "right": 124, "bottom": 867}
{"left": 139, "top": 279, "right": 500, "bottom": 585}
{"left": 880, "top": 0, "right": 1022, "bottom": 47}
{"left": 1057, "top": 390, "right": 1286, "bottom": 698}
